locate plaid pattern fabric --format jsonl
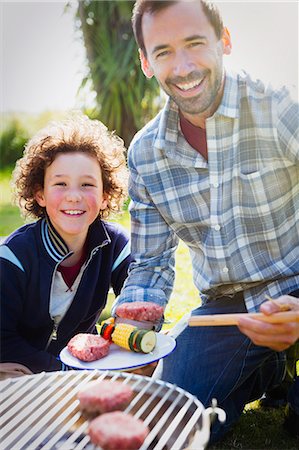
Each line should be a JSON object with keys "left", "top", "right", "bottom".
{"left": 119, "top": 70, "right": 299, "bottom": 313}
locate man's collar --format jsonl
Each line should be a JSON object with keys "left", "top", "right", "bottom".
{"left": 154, "top": 69, "right": 240, "bottom": 153}
{"left": 214, "top": 69, "right": 240, "bottom": 119}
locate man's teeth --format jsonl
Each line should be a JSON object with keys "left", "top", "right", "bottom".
{"left": 64, "top": 210, "right": 83, "bottom": 215}
{"left": 176, "top": 78, "right": 203, "bottom": 91}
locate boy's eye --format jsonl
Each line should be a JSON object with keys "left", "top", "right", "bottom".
{"left": 82, "top": 183, "right": 96, "bottom": 187}
{"left": 54, "top": 182, "right": 66, "bottom": 186}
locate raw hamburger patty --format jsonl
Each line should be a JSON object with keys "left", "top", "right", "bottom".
{"left": 77, "top": 380, "right": 133, "bottom": 414}
{"left": 88, "top": 411, "right": 149, "bottom": 450}
{"left": 116, "top": 301, "right": 164, "bottom": 322}
{"left": 67, "top": 333, "right": 110, "bottom": 362}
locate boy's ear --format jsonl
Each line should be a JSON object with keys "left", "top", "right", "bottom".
{"left": 139, "top": 49, "right": 154, "bottom": 78}
{"left": 35, "top": 189, "right": 46, "bottom": 207}
{"left": 222, "top": 27, "right": 232, "bottom": 55}
{"left": 100, "top": 194, "right": 108, "bottom": 211}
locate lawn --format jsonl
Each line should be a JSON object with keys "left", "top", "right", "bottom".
{"left": 1, "top": 167, "right": 297, "bottom": 449}
{"left": 0, "top": 167, "right": 26, "bottom": 236}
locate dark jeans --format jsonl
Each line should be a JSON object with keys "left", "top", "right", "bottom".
{"left": 285, "top": 289, "right": 299, "bottom": 413}
{"left": 161, "top": 293, "right": 288, "bottom": 443}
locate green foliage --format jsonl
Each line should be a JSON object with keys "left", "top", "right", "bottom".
{"left": 76, "top": 0, "right": 160, "bottom": 146}
{"left": 0, "top": 118, "right": 29, "bottom": 167}
{"left": 0, "top": 111, "right": 77, "bottom": 169}
{"left": 0, "top": 167, "right": 25, "bottom": 236}
{"left": 0, "top": 204, "right": 25, "bottom": 236}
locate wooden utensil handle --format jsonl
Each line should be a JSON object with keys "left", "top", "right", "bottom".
{"left": 188, "top": 311, "right": 299, "bottom": 326}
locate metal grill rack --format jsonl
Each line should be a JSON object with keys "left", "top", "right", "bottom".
{"left": 0, "top": 370, "right": 206, "bottom": 450}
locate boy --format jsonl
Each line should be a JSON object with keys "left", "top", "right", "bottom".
{"left": 0, "top": 114, "right": 131, "bottom": 375}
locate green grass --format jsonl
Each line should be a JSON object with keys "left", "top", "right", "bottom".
{"left": 1, "top": 167, "right": 297, "bottom": 449}
{"left": 0, "top": 167, "right": 27, "bottom": 236}
{"left": 211, "top": 402, "right": 298, "bottom": 449}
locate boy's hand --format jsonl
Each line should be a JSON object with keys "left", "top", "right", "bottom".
{"left": 238, "top": 295, "right": 299, "bottom": 351}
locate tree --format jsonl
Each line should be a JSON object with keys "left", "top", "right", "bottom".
{"left": 77, "top": 0, "right": 160, "bottom": 146}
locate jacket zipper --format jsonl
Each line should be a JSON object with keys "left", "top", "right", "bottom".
{"left": 45, "top": 321, "right": 58, "bottom": 350}
{"left": 44, "top": 241, "right": 109, "bottom": 351}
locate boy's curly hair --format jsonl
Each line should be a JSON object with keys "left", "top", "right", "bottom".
{"left": 12, "top": 114, "right": 128, "bottom": 220}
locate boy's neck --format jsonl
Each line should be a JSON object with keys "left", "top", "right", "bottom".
{"left": 45, "top": 215, "right": 88, "bottom": 266}
{"left": 61, "top": 237, "right": 87, "bottom": 267}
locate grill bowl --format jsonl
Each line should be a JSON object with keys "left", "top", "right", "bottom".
{"left": 0, "top": 370, "right": 205, "bottom": 450}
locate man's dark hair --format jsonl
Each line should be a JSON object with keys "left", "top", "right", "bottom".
{"left": 132, "top": 0, "right": 224, "bottom": 55}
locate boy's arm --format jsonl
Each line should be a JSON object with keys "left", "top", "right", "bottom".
{"left": 0, "top": 251, "right": 63, "bottom": 373}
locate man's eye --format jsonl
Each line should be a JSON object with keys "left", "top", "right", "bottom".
{"left": 156, "top": 50, "right": 170, "bottom": 59}
{"left": 188, "top": 41, "right": 204, "bottom": 48}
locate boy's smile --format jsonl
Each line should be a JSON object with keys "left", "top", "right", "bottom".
{"left": 63, "top": 210, "right": 85, "bottom": 215}
{"left": 35, "top": 152, "right": 107, "bottom": 249}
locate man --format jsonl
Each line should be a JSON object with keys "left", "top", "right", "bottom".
{"left": 115, "top": 0, "right": 299, "bottom": 442}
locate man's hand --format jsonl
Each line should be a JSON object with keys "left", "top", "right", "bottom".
{"left": 238, "top": 295, "right": 299, "bottom": 351}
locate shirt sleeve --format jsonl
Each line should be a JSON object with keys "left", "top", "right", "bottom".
{"left": 0, "top": 246, "right": 62, "bottom": 373}
{"left": 114, "top": 140, "right": 179, "bottom": 310}
{"left": 275, "top": 85, "right": 299, "bottom": 162}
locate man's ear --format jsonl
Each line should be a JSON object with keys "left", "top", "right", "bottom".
{"left": 222, "top": 27, "right": 232, "bottom": 55}
{"left": 35, "top": 189, "right": 46, "bottom": 207}
{"left": 139, "top": 49, "right": 154, "bottom": 78}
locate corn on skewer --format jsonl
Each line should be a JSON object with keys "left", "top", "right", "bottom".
{"left": 112, "top": 323, "right": 137, "bottom": 351}
{"left": 99, "top": 319, "right": 156, "bottom": 353}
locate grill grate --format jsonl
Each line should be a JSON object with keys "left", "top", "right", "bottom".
{"left": 0, "top": 370, "right": 205, "bottom": 450}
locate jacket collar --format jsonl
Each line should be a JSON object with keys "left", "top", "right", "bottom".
{"left": 40, "top": 216, "right": 111, "bottom": 263}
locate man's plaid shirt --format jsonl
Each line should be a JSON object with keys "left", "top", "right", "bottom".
{"left": 118, "top": 70, "right": 299, "bottom": 313}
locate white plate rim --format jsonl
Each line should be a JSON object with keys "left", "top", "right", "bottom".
{"left": 59, "top": 333, "right": 176, "bottom": 370}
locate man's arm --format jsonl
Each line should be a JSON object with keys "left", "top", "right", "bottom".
{"left": 114, "top": 144, "right": 179, "bottom": 311}
{"left": 275, "top": 85, "right": 299, "bottom": 163}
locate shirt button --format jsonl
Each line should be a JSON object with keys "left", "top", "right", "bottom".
{"left": 214, "top": 224, "right": 221, "bottom": 231}
{"left": 212, "top": 182, "right": 219, "bottom": 188}
{"left": 222, "top": 267, "right": 229, "bottom": 273}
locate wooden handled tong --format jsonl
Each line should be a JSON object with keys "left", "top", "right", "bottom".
{"left": 188, "top": 311, "right": 299, "bottom": 326}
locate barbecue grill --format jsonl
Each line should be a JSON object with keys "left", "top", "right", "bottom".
{"left": 0, "top": 370, "right": 225, "bottom": 450}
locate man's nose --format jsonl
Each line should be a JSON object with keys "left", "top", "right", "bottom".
{"left": 172, "top": 50, "right": 195, "bottom": 77}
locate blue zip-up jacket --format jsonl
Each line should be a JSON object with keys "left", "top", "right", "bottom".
{"left": 0, "top": 217, "right": 131, "bottom": 373}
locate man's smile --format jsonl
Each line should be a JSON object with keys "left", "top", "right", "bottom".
{"left": 175, "top": 76, "right": 205, "bottom": 92}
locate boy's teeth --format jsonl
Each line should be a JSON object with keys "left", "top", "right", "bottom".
{"left": 176, "top": 78, "right": 203, "bottom": 91}
{"left": 65, "top": 210, "right": 83, "bottom": 215}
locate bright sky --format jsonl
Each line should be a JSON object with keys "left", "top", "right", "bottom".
{"left": 2, "top": 1, "right": 87, "bottom": 113}
{"left": 1, "top": 1, "right": 298, "bottom": 114}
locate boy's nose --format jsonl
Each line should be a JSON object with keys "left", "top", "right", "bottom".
{"left": 65, "top": 189, "right": 82, "bottom": 202}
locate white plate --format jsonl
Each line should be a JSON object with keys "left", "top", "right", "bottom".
{"left": 59, "top": 333, "right": 176, "bottom": 371}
